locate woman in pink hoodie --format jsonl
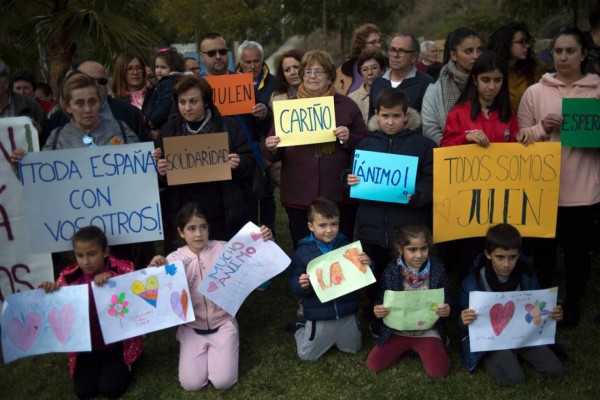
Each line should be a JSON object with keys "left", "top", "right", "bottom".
{"left": 518, "top": 27, "right": 600, "bottom": 327}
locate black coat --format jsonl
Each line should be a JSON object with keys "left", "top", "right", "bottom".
{"left": 352, "top": 129, "right": 436, "bottom": 248}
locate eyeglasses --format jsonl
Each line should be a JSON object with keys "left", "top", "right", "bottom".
{"left": 189, "top": 67, "right": 201, "bottom": 72}
{"left": 201, "top": 49, "right": 228, "bottom": 57}
{"left": 388, "top": 47, "right": 417, "bottom": 57}
{"left": 360, "top": 65, "right": 381, "bottom": 74}
{"left": 126, "top": 65, "right": 143, "bottom": 74}
{"left": 512, "top": 37, "right": 535, "bottom": 47}
{"left": 366, "top": 39, "right": 384, "bottom": 46}
{"left": 93, "top": 77, "right": 108, "bottom": 86}
{"left": 303, "top": 69, "right": 327, "bottom": 77}
{"left": 83, "top": 134, "right": 96, "bottom": 147}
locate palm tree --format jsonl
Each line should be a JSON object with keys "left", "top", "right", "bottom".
{"left": 0, "top": 0, "right": 160, "bottom": 94}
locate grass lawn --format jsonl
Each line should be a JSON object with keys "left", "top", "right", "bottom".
{"left": 2, "top": 189, "right": 600, "bottom": 399}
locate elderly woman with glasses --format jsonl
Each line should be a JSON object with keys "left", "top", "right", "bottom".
{"left": 487, "top": 22, "right": 548, "bottom": 110}
{"left": 334, "top": 23, "right": 385, "bottom": 96}
{"left": 111, "top": 52, "right": 152, "bottom": 110}
{"left": 264, "top": 50, "right": 369, "bottom": 247}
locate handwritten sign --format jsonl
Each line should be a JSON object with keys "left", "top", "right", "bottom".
{"left": 307, "top": 241, "right": 375, "bottom": 303}
{"left": 204, "top": 73, "right": 255, "bottom": 116}
{"left": 198, "top": 222, "right": 291, "bottom": 315}
{"left": 468, "top": 288, "right": 558, "bottom": 352}
{"left": 350, "top": 149, "right": 418, "bottom": 204}
{"left": 433, "top": 143, "right": 561, "bottom": 243}
{"left": 382, "top": 288, "right": 443, "bottom": 330}
{"left": 0, "top": 117, "right": 53, "bottom": 309}
{"left": 1, "top": 286, "right": 91, "bottom": 363}
{"left": 163, "top": 132, "right": 231, "bottom": 185}
{"left": 272, "top": 96, "right": 337, "bottom": 147}
{"left": 19, "top": 142, "right": 163, "bottom": 253}
{"left": 92, "top": 261, "right": 194, "bottom": 344}
{"left": 561, "top": 98, "right": 600, "bottom": 147}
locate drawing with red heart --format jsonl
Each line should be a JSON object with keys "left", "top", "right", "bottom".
{"left": 8, "top": 312, "right": 42, "bottom": 351}
{"left": 250, "top": 231, "right": 262, "bottom": 241}
{"left": 207, "top": 281, "right": 219, "bottom": 292}
{"left": 489, "top": 301, "right": 515, "bottom": 336}
{"left": 47, "top": 304, "right": 75, "bottom": 345}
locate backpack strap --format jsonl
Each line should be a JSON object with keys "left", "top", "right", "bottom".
{"left": 52, "top": 125, "right": 64, "bottom": 150}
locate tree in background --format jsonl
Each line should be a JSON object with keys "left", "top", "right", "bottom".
{"left": 0, "top": 0, "right": 161, "bottom": 93}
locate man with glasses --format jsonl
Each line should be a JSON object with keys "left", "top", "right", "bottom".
{"left": 369, "top": 33, "right": 433, "bottom": 118}
{"left": 43, "top": 60, "right": 146, "bottom": 145}
{"left": 199, "top": 33, "right": 274, "bottom": 286}
{"left": 184, "top": 57, "right": 201, "bottom": 75}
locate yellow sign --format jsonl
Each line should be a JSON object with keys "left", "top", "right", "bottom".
{"left": 433, "top": 143, "right": 561, "bottom": 243}
{"left": 272, "top": 96, "right": 337, "bottom": 147}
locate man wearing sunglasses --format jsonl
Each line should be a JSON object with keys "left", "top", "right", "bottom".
{"left": 368, "top": 33, "right": 433, "bottom": 119}
{"left": 43, "top": 60, "right": 147, "bottom": 146}
{"left": 199, "top": 33, "right": 275, "bottom": 277}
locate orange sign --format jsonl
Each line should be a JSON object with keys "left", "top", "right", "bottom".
{"left": 204, "top": 73, "right": 255, "bottom": 116}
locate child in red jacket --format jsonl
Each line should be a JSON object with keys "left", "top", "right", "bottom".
{"left": 40, "top": 226, "right": 143, "bottom": 399}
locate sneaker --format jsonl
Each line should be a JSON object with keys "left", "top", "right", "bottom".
{"left": 285, "top": 318, "right": 306, "bottom": 334}
{"left": 256, "top": 280, "right": 272, "bottom": 291}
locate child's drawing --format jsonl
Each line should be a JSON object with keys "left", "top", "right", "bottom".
{"left": 131, "top": 276, "right": 159, "bottom": 307}
{"left": 92, "top": 261, "right": 194, "bottom": 344}
{"left": 1, "top": 286, "right": 91, "bottom": 363}
{"left": 525, "top": 300, "right": 549, "bottom": 325}
{"left": 468, "top": 288, "right": 558, "bottom": 352}
{"left": 490, "top": 301, "right": 515, "bottom": 336}
{"left": 108, "top": 293, "right": 129, "bottom": 318}
{"left": 307, "top": 241, "right": 375, "bottom": 303}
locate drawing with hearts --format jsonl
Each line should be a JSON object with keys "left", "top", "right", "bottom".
{"left": 1, "top": 286, "right": 91, "bottom": 364}
{"left": 489, "top": 301, "right": 515, "bottom": 336}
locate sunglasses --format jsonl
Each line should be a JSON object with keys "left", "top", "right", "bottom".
{"left": 201, "top": 49, "right": 228, "bottom": 58}
{"left": 512, "top": 37, "right": 535, "bottom": 47}
{"left": 93, "top": 77, "right": 108, "bottom": 86}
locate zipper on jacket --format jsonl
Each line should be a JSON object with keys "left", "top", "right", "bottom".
{"left": 197, "top": 253, "right": 211, "bottom": 330}
{"left": 334, "top": 299, "right": 340, "bottom": 320}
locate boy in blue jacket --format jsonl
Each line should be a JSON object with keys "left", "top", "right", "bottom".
{"left": 289, "top": 197, "right": 371, "bottom": 361}
{"left": 458, "top": 224, "right": 565, "bottom": 385}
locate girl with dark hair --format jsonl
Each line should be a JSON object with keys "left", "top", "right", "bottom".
{"left": 518, "top": 27, "right": 600, "bottom": 327}
{"left": 143, "top": 47, "right": 185, "bottom": 140}
{"left": 487, "top": 22, "right": 547, "bottom": 109}
{"left": 422, "top": 27, "right": 483, "bottom": 145}
{"left": 155, "top": 76, "right": 256, "bottom": 248}
{"left": 149, "top": 203, "right": 272, "bottom": 391}
{"left": 441, "top": 52, "right": 518, "bottom": 147}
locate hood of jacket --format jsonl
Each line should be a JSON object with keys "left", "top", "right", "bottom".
{"left": 367, "top": 106, "right": 421, "bottom": 132}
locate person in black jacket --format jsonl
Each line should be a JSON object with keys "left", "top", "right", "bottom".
{"left": 346, "top": 88, "right": 436, "bottom": 322}
{"left": 155, "top": 76, "right": 255, "bottom": 250}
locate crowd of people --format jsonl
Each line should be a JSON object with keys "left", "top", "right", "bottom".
{"left": 2, "top": 4, "right": 600, "bottom": 397}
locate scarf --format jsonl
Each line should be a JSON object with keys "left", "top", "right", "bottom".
{"left": 397, "top": 255, "right": 431, "bottom": 289}
{"left": 296, "top": 83, "right": 338, "bottom": 158}
{"left": 182, "top": 108, "right": 220, "bottom": 135}
{"left": 439, "top": 60, "right": 469, "bottom": 118}
{"left": 483, "top": 261, "right": 521, "bottom": 292}
{"left": 127, "top": 81, "right": 152, "bottom": 110}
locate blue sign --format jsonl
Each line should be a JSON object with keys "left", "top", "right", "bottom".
{"left": 350, "top": 149, "right": 418, "bottom": 204}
